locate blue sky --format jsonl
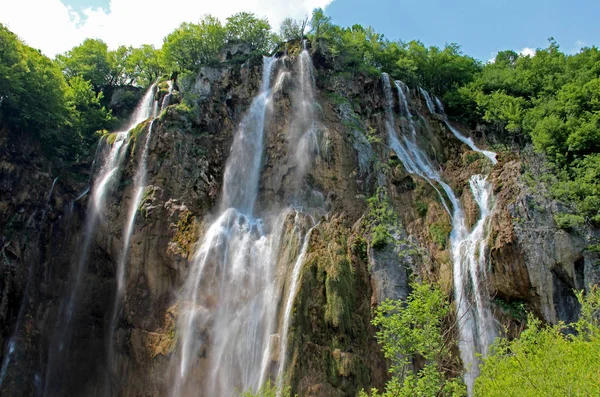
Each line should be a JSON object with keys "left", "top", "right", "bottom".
{"left": 326, "top": 0, "right": 599, "bottom": 61}
{"left": 2, "top": 0, "right": 597, "bottom": 59}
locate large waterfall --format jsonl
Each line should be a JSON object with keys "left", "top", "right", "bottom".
{"left": 382, "top": 74, "right": 497, "bottom": 394}
{"left": 43, "top": 85, "right": 159, "bottom": 397}
{"left": 170, "top": 42, "right": 325, "bottom": 397}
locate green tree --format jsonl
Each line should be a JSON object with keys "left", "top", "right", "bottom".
{"left": 309, "top": 8, "right": 333, "bottom": 42}
{"left": 474, "top": 286, "right": 600, "bottom": 397}
{"left": 65, "top": 76, "right": 114, "bottom": 145}
{"left": 163, "top": 16, "right": 226, "bottom": 72}
{"left": 360, "top": 281, "right": 466, "bottom": 397}
{"left": 126, "top": 45, "right": 164, "bottom": 87}
{"left": 56, "top": 38, "right": 113, "bottom": 91}
{"left": 279, "top": 17, "right": 306, "bottom": 42}
{"left": 0, "top": 24, "right": 71, "bottom": 140}
{"left": 225, "top": 12, "right": 275, "bottom": 53}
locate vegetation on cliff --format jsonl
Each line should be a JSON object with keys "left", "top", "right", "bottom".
{"left": 475, "top": 286, "right": 600, "bottom": 396}
{"left": 360, "top": 281, "right": 465, "bottom": 397}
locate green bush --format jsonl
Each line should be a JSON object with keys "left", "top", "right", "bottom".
{"left": 360, "top": 281, "right": 465, "bottom": 397}
{"left": 554, "top": 213, "right": 585, "bottom": 229}
{"left": 475, "top": 286, "right": 600, "bottom": 397}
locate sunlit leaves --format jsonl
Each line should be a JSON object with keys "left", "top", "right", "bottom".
{"left": 474, "top": 287, "right": 600, "bottom": 397}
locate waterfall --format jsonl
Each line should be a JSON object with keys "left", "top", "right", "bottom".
{"left": 276, "top": 225, "right": 314, "bottom": 392}
{"left": 105, "top": 94, "right": 158, "bottom": 394}
{"left": 43, "top": 83, "right": 158, "bottom": 397}
{"left": 171, "top": 57, "right": 279, "bottom": 397}
{"left": 171, "top": 46, "right": 325, "bottom": 397}
{"left": 421, "top": 87, "right": 497, "bottom": 164}
{"left": 382, "top": 75, "right": 497, "bottom": 394}
{"left": 419, "top": 87, "right": 436, "bottom": 114}
{"left": 161, "top": 81, "right": 174, "bottom": 110}
{"left": 219, "top": 57, "right": 276, "bottom": 214}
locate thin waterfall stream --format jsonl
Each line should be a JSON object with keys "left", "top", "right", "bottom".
{"left": 43, "top": 84, "right": 159, "bottom": 397}
{"left": 104, "top": 83, "right": 159, "bottom": 394}
{"left": 382, "top": 74, "right": 497, "bottom": 394}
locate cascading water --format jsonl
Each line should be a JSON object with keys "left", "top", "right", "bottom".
{"left": 419, "top": 86, "right": 437, "bottom": 114}
{"left": 171, "top": 57, "right": 279, "bottom": 397}
{"left": 275, "top": 42, "right": 325, "bottom": 394}
{"left": 382, "top": 75, "right": 497, "bottom": 394}
{"left": 171, "top": 44, "right": 325, "bottom": 397}
{"left": 104, "top": 85, "right": 159, "bottom": 394}
{"left": 43, "top": 84, "right": 158, "bottom": 397}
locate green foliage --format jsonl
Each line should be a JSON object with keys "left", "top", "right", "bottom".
{"left": 351, "top": 237, "right": 368, "bottom": 261}
{"left": 126, "top": 44, "right": 165, "bottom": 87}
{"left": 415, "top": 200, "right": 428, "bottom": 217}
{"left": 429, "top": 221, "right": 452, "bottom": 249}
{"left": 279, "top": 17, "right": 306, "bottom": 42}
{"left": 367, "top": 188, "right": 399, "bottom": 250}
{"left": 66, "top": 76, "right": 115, "bottom": 145}
{"left": 554, "top": 213, "right": 586, "bottom": 229}
{"left": 225, "top": 12, "right": 275, "bottom": 53}
{"left": 310, "top": 8, "right": 333, "bottom": 43}
{"left": 56, "top": 38, "right": 114, "bottom": 91}
{"left": 163, "top": 16, "right": 226, "bottom": 72}
{"left": 0, "top": 24, "right": 84, "bottom": 158}
{"left": 492, "top": 297, "right": 527, "bottom": 321}
{"left": 475, "top": 286, "right": 600, "bottom": 396}
{"left": 454, "top": 41, "right": 600, "bottom": 222}
{"left": 360, "top": 281, "right": 465, "bottom": 397}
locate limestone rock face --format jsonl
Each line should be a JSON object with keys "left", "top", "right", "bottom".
{"left": 0, "top": 44, "right": 599, "bottom": 397}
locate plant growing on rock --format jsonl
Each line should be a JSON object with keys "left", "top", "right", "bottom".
{"left": 360, "top": 281, "right": 465, "bottom": 397}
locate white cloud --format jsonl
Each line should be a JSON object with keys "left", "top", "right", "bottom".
{"left": 1, "top": 0, "right": 334, "bottom": 57}
{"left": 519, "top": 47, "right": 536, "bottom": 57}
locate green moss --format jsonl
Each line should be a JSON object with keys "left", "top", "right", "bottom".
{"left": 325, "top": 257, "right": 355, "bottom": 332}
{"left": 586, "top": 244, "right": 600, "bottom": 254}
{"left": 463, "top": 152, "right": 481, "bottom": 165}
{"left": 416, "top": 200, "right": 428, "bottom": 217}
{"left": 327, "top": 92, "right": 349, "bottom": 105}
{"left": 429, "top": 221, "right": 452, "bottom": 249}
{"left": 106, "top": 132, "right": 118, "bottom": 145}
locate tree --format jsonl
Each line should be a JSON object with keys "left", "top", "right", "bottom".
{"left": 163, "top": 16, "right": 226, "bottom": 72}
{"left": 360, "top": 281, "right": 466, "bottom": 397}
{"left": 279, "top": 17, "right": 307, "bottom": 42}
{"left": 126, "top": 45, "right": 164, "bottom": 87}
{"left": 225, "top": 12, "right": 275, "bottom": 53}
{"left": 474, "top": 286, "right": 600, "bottom": 396}
{"left": 309, "top": 8, "right": 332, "bottom": 42}
{"left": 0, "top": 24, "right": 70, "bottom": 137}
{"left": 65, "top": 76, "right": 114, "bottom": 145}
{"left": 56, "top": 38, "right": 113, "bottom": 91}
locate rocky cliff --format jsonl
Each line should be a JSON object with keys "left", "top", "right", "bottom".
{"left": 0, "top": 42, "right": 598, "bottom": 397}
